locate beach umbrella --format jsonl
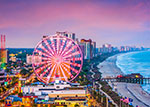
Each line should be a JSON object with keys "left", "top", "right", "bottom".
{"left": 123, "top": 97, "right": 129, "bottom": 103}
{"left": 129, "top": 102, "right": 132, "bottom": 106}
{"left": 129, "top": 98, "right": 133, "bottom": 102}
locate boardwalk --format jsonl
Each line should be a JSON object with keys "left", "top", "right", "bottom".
{"left": 101, "top": 77, "right": 150, "bottom": 84}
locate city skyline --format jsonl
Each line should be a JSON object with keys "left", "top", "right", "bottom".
{"left": 0, "top": 0, "right": 150, "bottom": 48}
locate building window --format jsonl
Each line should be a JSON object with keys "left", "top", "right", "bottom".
{"left": 61, "top": 102, "right": 65, "bottom": 105}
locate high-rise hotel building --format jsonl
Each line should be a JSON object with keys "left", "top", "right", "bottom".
{"left": 80, "top": 39, "right": 92, "bottom": 60}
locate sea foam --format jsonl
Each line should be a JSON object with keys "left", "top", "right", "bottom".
{"left": 116, "top": 51, "right": 150, "bottom": 93}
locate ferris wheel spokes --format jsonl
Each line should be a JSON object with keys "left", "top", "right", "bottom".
{"left": 62, "top": 45, "right": 77, "bottom": 57}
{"left": 62, "top": 62, "right": 79, "bottom": 74}
{"left": 64, "top": 57, "right": 82, "bottom": 63}
{"left": 41, "top": 57, "right": 51, "bottom": 62}
{"left": 60, "top": 41, "right": 72, "bottom": 56}
{"left": 34, "top": 49, "right": 51, "bottom": 59}
{"left": 58, "top": 39, "right": 66, "bottom": 56}
{"left": 47, "top": 64, "right": 57, "bottom": 83}
{"left": 49, "top": 38, "right": 57, "bottom": 55}
{"left": 61, "top": 63, "right": 73, "bottom": 78}
{"left": 39, "top": 44, "right": 54, "bottom": 57}
{"left": 61, "top": 58, "right": 81, "bottom": 68}
{"left": 56, "top": 36, "right": 60, "bottom": 55}
{"left": 63, "top": 51, "right": 80, "bottom": 59}
{"left": 43, "top": 39, "right": 55, "bottom": 55}
{"left": 32, "top": 35, "right": 83, "bottom": 84}
{"left": 35, "top": 61, "right": 52, "bottom": 71}
{"left": 35, "top": 64, "right": 48, "bottom": 74}
{"left": 33, "top": 62, "right": 45, "bottom": 67}
{"left": 69, "top": 62, "right": 81, "bottom": 68}
{"left": 59, "top": 64, "right": 68, "bottom": 82}
{"left": 39, "top": 64, "right": 52, "bottom": 79}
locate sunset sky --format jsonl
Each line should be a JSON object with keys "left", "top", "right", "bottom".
{"left": 0, "top": 0, "right": 150, "bottom": 48}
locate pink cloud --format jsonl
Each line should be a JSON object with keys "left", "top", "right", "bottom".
{"left": 0, "top": 1, "right": 150, "bottom": 48}
{"left": 0, "top": 2, "right": 150, "bottom": 30}
{"left": 0, "top": 1, "right": 149, "bottom": 32}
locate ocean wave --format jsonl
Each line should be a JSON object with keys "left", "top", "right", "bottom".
{"left": 116, "top": 51, "right": 150, "bottom": 93}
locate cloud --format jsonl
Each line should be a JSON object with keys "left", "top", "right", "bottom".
{"left": 0, "top": 0, "right": 150, "bottom": 48}
{"left": 0, "top": 0, "right": 150, "bottom": 31}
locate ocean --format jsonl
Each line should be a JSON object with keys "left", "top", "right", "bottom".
{"left": 116, "top": 51, "right": 150, "bottom": 93}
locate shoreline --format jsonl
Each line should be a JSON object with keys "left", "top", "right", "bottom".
{"left": 141, "top": 85, "right": 150, "bottom": 96}
{"left": 98, "top": 53, "right": 150, "bottom": 107}
{"left": 98, "top": 53, "right": 124, "bottom": 78}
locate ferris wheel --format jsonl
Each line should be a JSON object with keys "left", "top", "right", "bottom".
{"left": 32, "top": 35, "right": 83, "bottom": 84}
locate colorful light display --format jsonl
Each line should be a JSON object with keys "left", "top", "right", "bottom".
{"left": 32, "top": 35, "right": 83, "bottom": 84}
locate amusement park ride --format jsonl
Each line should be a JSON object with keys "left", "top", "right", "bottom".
{"left": 32, "top": 34, "right": 83, "bottom": 84}
{"left": 3, "top": 34, "right": 87, "bottom": 107}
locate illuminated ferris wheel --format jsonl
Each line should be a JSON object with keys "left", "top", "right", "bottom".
{"left": 32, "top": 35, "right": 83, "bottom": 84}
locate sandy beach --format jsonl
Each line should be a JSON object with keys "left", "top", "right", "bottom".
{"left": 98, "top": 54, "right": 124, "bottom": 78}
{"left": 98, "top": 54, "right": 150, "bottom": 107}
